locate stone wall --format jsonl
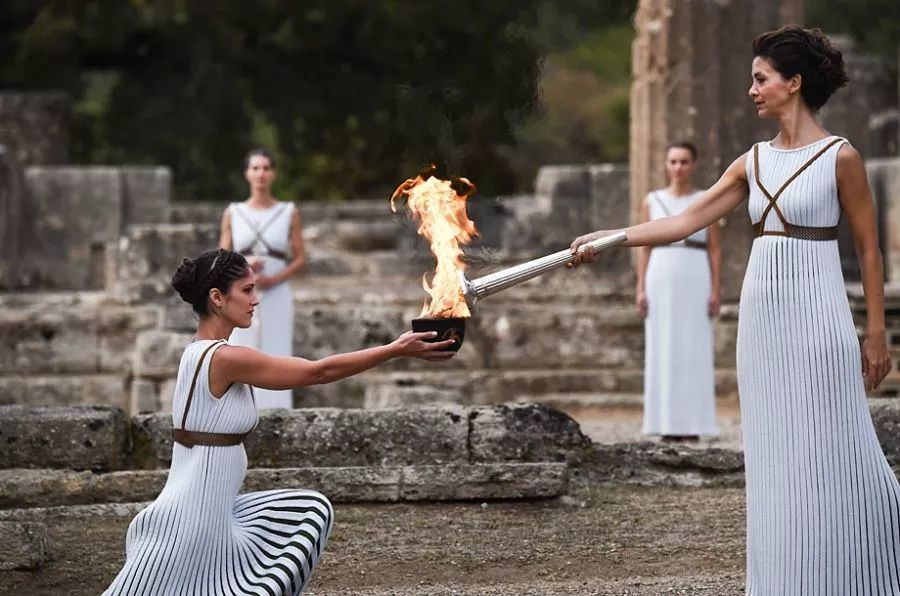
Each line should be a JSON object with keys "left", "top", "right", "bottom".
{"left": 0, "top": 93, "right": 69, "bottom": 166}
{"left": 2, "top": 166, "right": 171, "bottom": 291}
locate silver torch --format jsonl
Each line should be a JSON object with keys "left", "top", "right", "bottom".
{"left": 458, "top": 231, "right": 628, "bottom": 311}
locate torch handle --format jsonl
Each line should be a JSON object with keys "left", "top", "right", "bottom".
{"left": 467, "top": 230, "right": 627, "bottom": 301}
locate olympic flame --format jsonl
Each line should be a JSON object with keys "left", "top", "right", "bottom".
{"left": 391, "top": 167, "right": 478, "bottom": 318}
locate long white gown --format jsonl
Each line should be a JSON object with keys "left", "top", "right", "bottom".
{"left": 739, "top": 135, "right": 900, "bottom": 594}
{"left": 228, "top": 201, "right": 296, "bottom": 409}
{"left": 104, "top": 340, "right": 333, "bottom": 595}
{"left": 642, "top": 190, "right": 719, "bottom": 437}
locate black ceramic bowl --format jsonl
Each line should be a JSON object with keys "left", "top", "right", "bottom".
{"left": 411, "top": 317, "right": 466, "bottom": 352}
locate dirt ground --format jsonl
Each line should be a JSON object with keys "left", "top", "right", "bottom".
{"left": 1, "top": 485, "right": 748, "bottom": 596}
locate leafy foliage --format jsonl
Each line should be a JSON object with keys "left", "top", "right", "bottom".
{"left": 1, "top": 1, "right": 545, "bottom": 199}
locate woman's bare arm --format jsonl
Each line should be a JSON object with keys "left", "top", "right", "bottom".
{"left": 837, "top": 143, "right": 891, "bottom": 391}
{"left": 571, "top": 153, "right": 749, "bottom": 262}
{"left": 707, "top": 217, "right": 722, "bottom": 316}
{"left": 218, "top": 208, "right": 233, "bottom": 250}
{"left": 635, "top": 201, "right": 651, "bottom": 317}
{"left": 209, "top": 332, "right": 454, "bottom": 393}
{"left": 265, "top": 208, "right": 307, "bottom": 286}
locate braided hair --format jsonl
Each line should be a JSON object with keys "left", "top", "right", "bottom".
{"left": 171, "top": 248, "right": 250, "bottom": 315}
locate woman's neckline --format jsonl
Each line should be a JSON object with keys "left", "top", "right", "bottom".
{"left": 659, "top": 188, "right": 699, "bottom": 199}
{"left": 766, "top": 135, "right": 836, "bottom": 152}
{"left": 242, "top": 198, "right": 281, "bottom": 212}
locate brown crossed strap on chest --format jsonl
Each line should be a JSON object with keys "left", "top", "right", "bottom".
{"left": 233, "top": 203, "right": 291, "bottom": 260}
{"left": 651, "top": 193, "right": 707, "bottom": 250}
{"left": 173, "top": 340, "right": 256, "bottom": 448}
{"left": 752, "top": 139, "right": 843, "bottom": 240}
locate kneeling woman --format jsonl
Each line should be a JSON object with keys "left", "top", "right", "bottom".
{"left": 104, "top": 248, "right": 454, "bottom": 595}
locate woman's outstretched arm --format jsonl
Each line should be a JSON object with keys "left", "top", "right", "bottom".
{"left": 570, "top": 153, "right": 750, "bottom": 263}
{"left": 210, "top": 332, "right": 454, "bottom": 392}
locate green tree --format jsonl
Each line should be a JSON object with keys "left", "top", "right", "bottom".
{"left": 807, "top": 0, "right": 900, "bottom": 58}
{"left": 1, "top": 0, "right": 545, "bottom": 200}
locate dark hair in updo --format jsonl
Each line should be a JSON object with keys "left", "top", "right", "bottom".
{"left": 752, "top": 26, "right": 849, "bottom": 111}
{"left": 666, "top": 141, "right": 698, "bottom": 161}
{"left": 171, "top": 249, "right": 250, "bottom": 315}
{"left": 243, "top": 148, "right": 276, "bottom": 170}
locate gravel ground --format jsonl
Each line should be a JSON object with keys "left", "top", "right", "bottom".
{"left": 0, "top": 485, "right": 748, "bottom": 596}
{"left": 563, "top": 394, "right": 744, "bottom": 451}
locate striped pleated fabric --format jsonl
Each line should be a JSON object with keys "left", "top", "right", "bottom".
{"left": 738, "top": 137, "right": 900, "bottom": 595}
{"left": 104, "top": 340, "right": 334, "bottom": 595}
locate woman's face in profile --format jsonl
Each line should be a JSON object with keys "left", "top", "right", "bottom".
{"left": 220, "top": 269, "right": 259, "bottom": 329}
{"left": 748, "top": 56, "right": 794, "bottom": 118}
{"left": 665, "top": 147, "right": 695, "bottom": 184}
{"left": 244, "top": 155, "right": 276, "bottom": 192}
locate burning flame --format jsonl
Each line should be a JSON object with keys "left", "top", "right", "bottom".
{"left": 391, "top": 167, "right": 478, "bottom": 319}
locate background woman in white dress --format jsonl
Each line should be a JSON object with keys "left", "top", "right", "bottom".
{"left": 104, "top": 248, "right": 455, "bottom": 595}
{"left": 219, "top": 149, "right": 305, "bottom": 409}
{"left": 636, "top": 142, "right": 721, "bottom": 441}
{"left": 572, "top": 26, "right": 898, "bottom": 594}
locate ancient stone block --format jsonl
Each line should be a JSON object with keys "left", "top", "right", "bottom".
{"left": 98, "top": 305, "right": 159, "bottom": 373}
{"left": 0, "top": 92, "right": 69, "bottom": 166}
{"left": 870, "top": 400, "right": 900, "bottom": 468}
{"left": 0, "top": 521, "right": 48, "bottom": 570}
{"left": 247, "top": 406, "right": 470, "bottom": 468}
{"left": 112, "top": 223, "right": 219, "bottom": 303}
{"left": 0, "top": 405, "right": 129, "bottom": 471}
{"left": 0, "top": 375, "right": 127, "bottom": 409}
{"left": 398, "top": 463, "right": 568, "bottom": 501}
{"left": 468, "top": 404, "right": 592, "bottom": 464}
{"left": 131, "top": 330, "right": 192, "bottom": 379}
{"left": 0, "top": 308, "right": 100, "bottom": 375}
{"left": 23, "top": 167, "right": 123, "bottom": 290}
{"left": 870, "top": 158, "right": 900, "bottom": 282}
{"left": 332, "top": 220, "right": 399, "bottom": 251}
{"left": 244, "top": 467, "right": 401, "bottom": 502}
{"left": 362, "top": 384, "right": 462, "bottom": 408}
{"left": 120, "top": 167, "right": 171, "bottom": 226}
{"left": 130, "top": 379, "right": 159, "bottom": 414}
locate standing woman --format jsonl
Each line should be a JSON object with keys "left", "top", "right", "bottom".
{"left": 572, "top": 26, "right": 898, "bottom": 594}
{"left": 636, "top": 141, "right": 721, "bottom": 441}
{"left": 220, "top": 148, "right": 304, "bottom": 409}
{"left": 104, "top": 248, "right": 454, "bottom": 595}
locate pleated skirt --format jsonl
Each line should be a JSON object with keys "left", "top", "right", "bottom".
{"left": 737, "top": 237, "right": 900, "bottom": 595}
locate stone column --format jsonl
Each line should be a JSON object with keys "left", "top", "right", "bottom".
{"left": 630, "top": 0, "right": 803, "bottom": 300}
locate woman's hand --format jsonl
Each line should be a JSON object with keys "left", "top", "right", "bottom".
{"left": 862, "top": 332, "right": 891, "bottom": 393}
{"left": 392, "top": 331, "right": 456, "bottom": 361}
{"left": 255, "top": 275, "right": 279, "bottom": 290}
{"left": 248, "top": 258, "right": 265, "bottom": 273}
{"left": 569, "top": 231, "right": 613, "bottom": 267}
{"left": 708, "top": 292, "right": 721, "bottom": 317}
{"left": 636, "top": 289, "right": 648, "bottom": 318}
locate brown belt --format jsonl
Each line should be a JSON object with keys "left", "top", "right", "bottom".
{"left": 752, "top": 222, "right": 838, "bottom": 241}
{"left": 173, "top": 429, "right": 251, "bottom": 448}
{"left": 657, "top": 239, "right": 707, "bottom": 250}
{"left": 239, "top": 249, "right": 288, "bottom": 261}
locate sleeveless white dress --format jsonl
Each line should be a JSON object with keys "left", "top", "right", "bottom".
{"left": 739, "top": 136, "right": 900, "bottom": 595}
{"left": 228, "top": 202, "right": 296, "bottom": 409}
{"left": 642, "top": 190, "right": 719, "bottom": 437}
{"left": 104, "top": 340, "right": 333, "bottom": 595}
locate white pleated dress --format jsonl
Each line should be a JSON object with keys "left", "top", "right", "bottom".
{"left": 643, "top": 190, "right": 719, "bottom": 437}
{"left": 229, "top": 201, "right": 296, "bottom": 409}
{"left": 739, "top": 136, "right": 900, "bottom": 595}
{"left": 104, "top": 340, "right": 333, "bottom": 596}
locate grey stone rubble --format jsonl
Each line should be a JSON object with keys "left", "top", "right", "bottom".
{"left": 0, "top": 521, "right": 48, "bottom": 571}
